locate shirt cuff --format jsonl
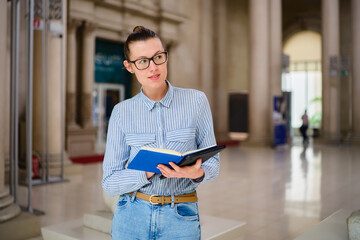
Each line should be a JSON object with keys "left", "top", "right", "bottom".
{"left": 138, "top": 171, "right": 151, "bottom": 186}
{"left": 191, "top": 175, "right": 204, "bottom": 183}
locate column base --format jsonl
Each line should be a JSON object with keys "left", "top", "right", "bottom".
{"left": 0, "top": 209, "right": 41, "bottom": 240}
{"left": 0, "top": 189, "right": 21, "bottom": 223}
{"left": 67, "top": 122, "right": 81, "bottom": 130}
{"left": 349, "top": 132, "right": 360, "bottom": 145}
{"left": 67, "top": 126, "right": 98, "bottom": 157}
{"left": 322, "top": 131, "right": 342, "bottom": 144}
{"left": 242, "top": 134, "right": 272, "bottom": 147}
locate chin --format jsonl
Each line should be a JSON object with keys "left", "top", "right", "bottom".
{"left": 150, "top": 78, "right": 166, "bottom": 85}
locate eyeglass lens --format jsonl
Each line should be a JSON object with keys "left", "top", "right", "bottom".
{"left": 134, "top": 52, "right": 167, "bottom": 70}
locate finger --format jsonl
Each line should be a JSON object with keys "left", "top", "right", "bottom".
{"left": 158, "top": 165, "right": 174, "bottom": 176}
{"left": 157, "top": 164, "right": 171, "bottom": 171}
{"left": 169, "top": 162, "right": 181, "bottom": 172}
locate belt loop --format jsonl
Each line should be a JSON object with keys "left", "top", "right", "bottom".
{"left": 131, "top": 191, "right": 137, "bottom": 202}
{"left": 171, "top": 195, "right": 175, "bottom": 208}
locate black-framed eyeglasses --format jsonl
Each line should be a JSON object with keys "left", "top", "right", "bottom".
{"left": 129, "top": 51, "right": 168, "bottom": 70}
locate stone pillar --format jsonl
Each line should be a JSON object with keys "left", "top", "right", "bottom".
{"left": 0, "top": 0, "right": 21, "bottom": 223}
{"left": 33, "top": 23, "right": 64, "bottom": 171}
{"left": 269, "top": 0, "right": 282, "bottom": 97}
{"left": 47, "top": 31, "right": 63, "bottom": 161}
{"left": 351, "top": 0, "right": 360, "bottom": 143}
{"left": 269, "top": 0, "right": 282, "bottom": 144}
{"left": 66, "top": 18, "right": 82, "bottom": 129}
{"left": 248, "top": 0, "right": 271, "bottom": 145}
{"left": 322, "top": 0, "right": 341, "bottom": 142}
{"left": 0, "top": 0, "right": 7, "bottom": 191}
{"left": 200, "top": 0, "right": 214, "bottom": 109}
{"left": 81, "top": 22, "right": 97, "bottom": 128}
{"left": 33, "top": 29, "right": 43, "bottom": 153}
{"left": 65, "top": 21, "right": 97, "bottom": 156}
{"left": 213, "top": 0, "right": 228, "bottom": 138}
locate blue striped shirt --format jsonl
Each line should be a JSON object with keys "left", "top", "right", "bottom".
{"left": 102, "top": 81, "right": 220, "bottom": 197}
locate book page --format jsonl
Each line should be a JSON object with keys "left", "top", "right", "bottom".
{"left": 182, "top": 144, "right": 217, "bottom": 156}
{"left": 141, "top": 147, "right": 182, "bottom": 156}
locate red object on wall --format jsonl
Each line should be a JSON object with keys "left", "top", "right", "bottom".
{"left": 32, "top": 155, "right": 40, "bottom": 179}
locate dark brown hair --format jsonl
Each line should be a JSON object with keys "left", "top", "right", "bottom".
{"left": 124, "top": 26, "right": 164, "bottom": 60}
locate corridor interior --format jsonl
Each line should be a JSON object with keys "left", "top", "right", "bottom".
{"left": 18, "top": 138, "right": 360, "bottom": 240}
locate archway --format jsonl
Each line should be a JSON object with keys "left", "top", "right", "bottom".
{"left": 282, "top": 30, "right": 322, "bottom": 137}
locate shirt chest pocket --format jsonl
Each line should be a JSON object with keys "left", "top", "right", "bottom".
{"left": 126, "top": 133, "right": 156, "bottom": 159}
{"left": 166, "top": 128, "right": 196, "bottom": 151}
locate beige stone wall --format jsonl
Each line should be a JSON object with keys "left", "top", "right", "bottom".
{"left": 0, "top": 1, "right": 7, "bottom": 189}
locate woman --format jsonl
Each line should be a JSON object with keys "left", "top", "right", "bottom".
{"left": 300, "top": 110, "right": 309, "bottom": 145}
{"left": 102, "top": 26, "right": 220, "bottom": 239}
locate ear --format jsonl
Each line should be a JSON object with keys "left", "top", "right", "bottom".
{"left": 123, "top": 60, "right": 134, "bottom": 73}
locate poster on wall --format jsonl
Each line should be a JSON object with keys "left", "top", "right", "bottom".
{"left": 273, "top": 95, "right": 288, "bottom": 146}
{"left": 95, "top": 39, "right": 132, "bottom": 99}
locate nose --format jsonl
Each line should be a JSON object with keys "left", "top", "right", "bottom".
{"left": 148, "top": 59, "right": 158, "bottom": 71}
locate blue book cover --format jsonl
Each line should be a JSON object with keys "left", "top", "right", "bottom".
{"left": 127, "top": 145, "right": 225, "bottom": 174}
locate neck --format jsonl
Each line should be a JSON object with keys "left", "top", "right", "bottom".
{"left": 143, "top": 82, "right": 168, "bottom": 101}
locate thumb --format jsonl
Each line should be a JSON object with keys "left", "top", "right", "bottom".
{"left": 195, "top": 158, "right": 202, "bottom": 167}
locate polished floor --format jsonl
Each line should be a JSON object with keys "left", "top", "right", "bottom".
{"left": 20, "top": 137, "right": 360, "bottom": 240}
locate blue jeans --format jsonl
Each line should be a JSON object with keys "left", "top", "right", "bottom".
{"left": 111, "top": 193, "right": 201, "bottom": 240}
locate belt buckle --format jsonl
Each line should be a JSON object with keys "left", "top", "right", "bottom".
{"left": 149, "top": 195, "right": 159, "bottom": 205}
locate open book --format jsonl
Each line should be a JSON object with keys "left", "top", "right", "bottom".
{"left": 127, "top": 144, "right": 226, "bottom": 174}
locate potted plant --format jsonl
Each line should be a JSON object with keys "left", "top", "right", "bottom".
{"left": 309, "top": 97, "right": 322, "bottom": 138}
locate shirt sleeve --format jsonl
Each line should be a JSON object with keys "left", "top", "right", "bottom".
{"left": 102, "top": 105, "right": 151, "bottom": 197}
{"left": 191, "top": 92, "right": 220, "bottom": 185}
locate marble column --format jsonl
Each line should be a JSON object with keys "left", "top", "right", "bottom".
{"left": 81, "top": 22, "right": 97, "bottom": 128}
{"left": 322, "top": 0, "right": 341, "bottom": 142}
{"left": 0, "top": 0, "right": 7, "bottom": 191}
{"left": 66, "top": 18, "right": 82, "bottom": 130}
{"left": 269, "top": 0, "right": 282, "bottom": 97}
{"left": 47, "top": 31, "right": 63, "bottom": 159}
{"left": 33, "top": 29, "right": 43, "bottom": 154}
{"left": 248, "top": 0, "right": 271, "bottom": 145}
{"left": 200, "top": 0, "right": 214, "bottom": 110}
{"left": 0, "top": 0, "right": 21, "bottom": 223}
{"left": 269, "top": 0, "right": 282, "bottom": 144}
{"left": 351, "top": 0, "right": 360, "bottom": 143}
{"left": 213, "top": 0, "right": 228, "bottom": 138}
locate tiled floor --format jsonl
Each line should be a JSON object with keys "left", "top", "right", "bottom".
{"left": 20, "top": 138, "right": 360, "bottom": 240}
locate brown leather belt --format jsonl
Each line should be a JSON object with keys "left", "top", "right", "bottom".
{"left": 131, "top": 192, "right": 198, "bottom": 205}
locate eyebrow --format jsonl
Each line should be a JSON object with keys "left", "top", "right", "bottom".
{"left": 133, "top": 50, "right": 164, "bottom": 61}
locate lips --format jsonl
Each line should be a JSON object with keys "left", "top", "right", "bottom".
{"left": 149, "top": 74, "right": 160, "bottom": 80}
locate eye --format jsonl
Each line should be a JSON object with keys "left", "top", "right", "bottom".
{"left": 154, "top": 54, "right": 163, "bottom": 60}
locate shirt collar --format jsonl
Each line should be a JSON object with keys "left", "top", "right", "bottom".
{"left": 140, "top": 80, "right": 173, "bottom": 111}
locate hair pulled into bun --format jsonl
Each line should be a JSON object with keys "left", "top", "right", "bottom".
{"left": 124, "top": 26, "right": 164, "bottom": 60}
{"left": 133, "top": 26, "right": 146, "bottom": 32}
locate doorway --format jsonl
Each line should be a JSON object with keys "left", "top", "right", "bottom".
{"left": 93, "top": 84, "right": 125, "bottom": 152}
{"left": 93, "top": 38, "right": 132, "bottom": 152}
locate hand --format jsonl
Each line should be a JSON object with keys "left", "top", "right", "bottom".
{"left": 157, "top": 158, "right": 204, "bottom": 179}
{"left": 145, "top": 172, "right": 155, "bottom": 179}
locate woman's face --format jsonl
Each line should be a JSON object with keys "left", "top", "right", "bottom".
{"left": 124, "top": 38, "right": 168, "bottom": 93}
